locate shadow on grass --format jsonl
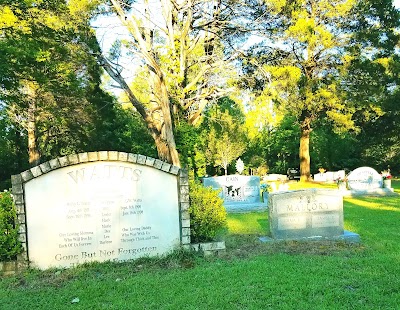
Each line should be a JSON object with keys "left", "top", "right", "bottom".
{"left": 225, "top": 210, "right": 367, "bottom": 261}
{"left": 223, "top": 234, "right": 367, "bottom": 261}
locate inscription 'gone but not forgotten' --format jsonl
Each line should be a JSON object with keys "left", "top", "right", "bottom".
{"left": 268, "top": 189, "right": 343, "bottom": 240}
{"left": 24, "top": 161, "right": 181, "bottom": 269}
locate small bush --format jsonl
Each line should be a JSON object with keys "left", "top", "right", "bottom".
{"left": 0, "top": 190, "right": 22, "bottom": 261}
{"left": 189, "top": 180, "right": 227, "bottom": 243}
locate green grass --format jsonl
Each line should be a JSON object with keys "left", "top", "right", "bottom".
{"left": 1, "top": 181, "right": 400, "bottom": 309}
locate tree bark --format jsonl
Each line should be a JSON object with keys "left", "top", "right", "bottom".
{"left": 104, "top": 0, "right": 181, "bottom": 167}
{"left": 99, "top": 54, "right": 181, "bottom": 167}
{"left": 299, "top": 118, "right": 311, "bottom": 182}
{"left": 152, "top": 73, "right": 181, "bottom": 166}
{"left": 27, "top": 99, "right": 40, "bottom": 167}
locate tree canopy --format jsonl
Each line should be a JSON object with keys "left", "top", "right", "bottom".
{"left": 239, "top": 0, "right": 400, "bottom": 179}
{"left": 1, "top": 0, "right": 400, "bottom": 188}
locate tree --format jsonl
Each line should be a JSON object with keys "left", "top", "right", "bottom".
{"left": 341, "top": 0, "right": 400, "bottom": 172}
{"left": 92, "top": 0, "right": 237, "bottom": 166}
{"left": 0, "top": 108, "right": 29, "bottom": 190}
{"left": 242, "top": 0, "right": 358, "bottom": 181}
{"left": 199, "top": 97, "right": 247, "bottom": 175}
{"left": 0, "top": 0, "right": 105, "bottom": 166}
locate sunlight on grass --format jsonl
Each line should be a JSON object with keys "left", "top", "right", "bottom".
{"left": 391, "top": 179, "right": 400, "bottom": 193}
{"left": 343, "top": 222, "right": 358, "bottom": 233}
{"left": 345, "top": 198, "right": 400, "bottom": 212}
{"left": 227, "top": 212, "right": 268, "bottom": 235}
{"left": 287, "top": 181, "right": 337, "bottom": 190}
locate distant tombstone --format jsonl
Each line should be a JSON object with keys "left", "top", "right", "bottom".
{"left": 203, "top": 175, "right": 260, "bottom": 206}
{"left": 347, "top": 167, "right": 382, "bottom": 190}
{"left": 278, "top": 182, "right": 289, "bottom": 191}
{"left": 324, "top": 172, "right": 335, "bottom": 182}
{"left": 263, "top": 174, "right": 287, "bottom": 182}
{"left": 268, "top": 189, "right": 344, "bottom": 240}
{"left": 236, "top": 158, "right": 244, "bottom": 174}
{"left": 313, "top": 173, "right": 327, "bottom": 182}
{"left": 334, "top": 170, "right": 346, "bottom": 181}
{"left": 314, "top": 170, "right": 345, "bottom": 183}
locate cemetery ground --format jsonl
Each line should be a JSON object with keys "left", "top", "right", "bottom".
{"left": 1, "top": 181, "right": 399, "bottom": 309}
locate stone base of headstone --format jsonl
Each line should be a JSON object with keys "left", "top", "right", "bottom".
{"left": 187, "top": 241, "right": 226, "bottom": 256}
{"left": 259, "top": 230, "right": 360, "bottom": 243}
{"left": 224, "top": 201, "right": 268, "bottom": 213}
{"left": 383, "top": 179, "right": 392, "bottom": 188}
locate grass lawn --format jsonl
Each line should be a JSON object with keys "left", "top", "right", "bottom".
{"left": 1, "top": 181, "right": 399, "bottom": 309}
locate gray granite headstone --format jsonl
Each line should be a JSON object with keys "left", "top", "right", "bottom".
{"left": 268, "top": 189, "right": 344, "bottom": 240}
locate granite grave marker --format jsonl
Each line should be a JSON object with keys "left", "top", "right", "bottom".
{"left": 268, "top": 189, "right": 345, "bottom": 240}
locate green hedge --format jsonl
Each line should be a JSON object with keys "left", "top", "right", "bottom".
{"left": 189, "top": 181, "right": 227, "bottom": 243}
{"left": 0, "top": 191, "right": 22, "bottom": 261}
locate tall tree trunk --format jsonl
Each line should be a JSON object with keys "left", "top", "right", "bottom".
{"left": 27, "top": 99, "right": 40, "bottom": 167}
{"left": 101, "top": 1, "right": 181, "bottom": 167}
{"left": 152, "top": 74, "right": 181, "bottom": 167}
{"left": 299, "top": 118, "right": 311, "bottom": 182}
{"left": 99, "top": 55, "right": 181, "bottom": 167}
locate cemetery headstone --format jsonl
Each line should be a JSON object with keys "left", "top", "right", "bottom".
{"left": 268, "top": 189, "right": 356, "bottom": 240}
{"left": 11, "top": 152, "right": 190, "bottom": 269}
{"left": 236, "top": 158, "right": 244, "bottom": 174}
{"left": 347, "top": 167, "right": 382, "bottom": 191}
{"left": 203, "top": 175, "right": 264, "bottom": 211}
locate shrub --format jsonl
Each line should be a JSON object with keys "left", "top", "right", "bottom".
{"left": 0, "top": 190, "right": 22, "bottom": 261}
{"left": 189, "top": 180, "right": 227, "bottom": 243}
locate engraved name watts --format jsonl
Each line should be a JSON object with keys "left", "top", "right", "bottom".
{"left": 67, "top": 164, "right": 142, "bottom": 184}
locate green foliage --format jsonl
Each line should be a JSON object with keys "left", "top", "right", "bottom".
{"left": 0, "top": 0, "right": 158, "bottom": 173}
{"left": 0, "top": 109, "right": 29, "bottom": 190}
{"left": 340, "top": 0, "right": 400, "bottom": 174}
{"left": 175, "top": 121, "right": 200, "bottom": 169}
{"left": 0, "top": 191, "right": 22, "bottom": 261}
{"left": 189, "top": 181, "right": 227, "bottom": 243}
{"left": 241, "top": 0, "right": 364, "bottom": 179}
{"left": 87, "top": 100, "right": 157, "bottom": 158}
{"left": 310, "top": 121, "right": 362, "bottom": 171}
{"left": 0, "top": 0, "right": 94, "bottom": 164}
{"left": 242, "top": 115, "right": 299, "bottom": 174}
{"left": 198, "top": 97, "right": 248, "bottom": 175}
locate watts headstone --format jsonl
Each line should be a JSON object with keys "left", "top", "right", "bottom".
{"left": 11, "top": 152, "right": 190, "bottom": 269}
{"left": 268, "top": 189, "right": 358, "bottom": 240}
